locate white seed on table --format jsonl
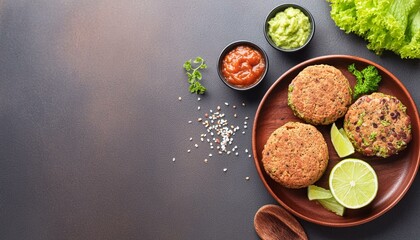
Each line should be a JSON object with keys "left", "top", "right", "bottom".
{"left": 224, "top": 102, "right": 229, "bottom": 106}
{"left": 223, "top": 168, "right": 228, "bottom": 172}
{"left": 195, "top": 144, "right": 198, "bottom": 148}
{"left": 235, "top": 152, "right": 239, "bottom": 156}
{"left": 187, "top": 149, "right": 191, "bottom": 153}
{"left": 209, "top": 153, "right": 213, "bottom": 157}
{"left": 172, "top": 157, "right": 176, "bottom": 162}
{"left": 178, "top": 97, "right": 182, "bottom": 101}
{"left": 245, "top": 176, "right": 250, "bottom": 181}
{"left": 197, "top": 106, "right": 201, "bottom": 110}
{"left": 197, "top": 97, "right": 201, "bottom": 101}
{"left": 204, "top": 158, "right": 208, "bottom": 163}
{"left": 189, "top": 137, "right": 193, "bottom": 141}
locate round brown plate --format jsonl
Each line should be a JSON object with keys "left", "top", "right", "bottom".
{"left": 252, "top": 55, "right": 420, "bottom": 227}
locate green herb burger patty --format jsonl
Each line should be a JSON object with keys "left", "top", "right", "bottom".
{"left": 344, "top": 92, "right": 412, "bottom": 158}
{"left": 288, "top": 64, "right": 352, "bottom": 125}
{"left": 262, "top": 122, "right": 329, "bottom": 189}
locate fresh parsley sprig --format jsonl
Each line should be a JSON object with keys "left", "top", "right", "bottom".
{"left": 348, "top": 63, "right": 382, "bottom": 100}
{"left": 183, "top": 56, "right": 207, "bottom": 94}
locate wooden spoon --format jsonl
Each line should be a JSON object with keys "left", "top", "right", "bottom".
{"left": 254, "top": 204, "right": 308, "bottom": 240}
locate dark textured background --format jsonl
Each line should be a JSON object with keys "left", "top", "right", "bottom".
{"left": 0, "top": 0, "right": 419, "bottom": 239}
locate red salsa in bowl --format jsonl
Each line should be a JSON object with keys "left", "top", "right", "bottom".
{"left": 218, "top": 41, "right": 268, "bottom": 90}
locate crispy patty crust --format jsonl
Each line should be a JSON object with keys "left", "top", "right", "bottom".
{"left": 262, "top": 122, "right": 329, "bottom": 189}
{"left": 344, "top": 92, "right": 412, "bottom": 158}
{"left": 288, "top": 64, "right": 352, "bottom": 125}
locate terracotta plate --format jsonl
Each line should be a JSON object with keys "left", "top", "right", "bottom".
{"left": 252, "top": 55, "right": 420, "bottom": 227}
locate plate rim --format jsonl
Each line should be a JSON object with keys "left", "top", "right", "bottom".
{"left": 252, "top": 54, "right": 420, "bottom": 227}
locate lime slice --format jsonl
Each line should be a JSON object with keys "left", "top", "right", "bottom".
{"left": 329, "top": 158, "right": 378, "bottom": 209}
{"left": 331, "top": 123, "right": 355, "bottom": 158}
{"left": 307, "top": 185, "right": 333, "bottom": 200}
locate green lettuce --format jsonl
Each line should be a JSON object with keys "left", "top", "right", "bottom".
{"left": 327, "top": 0, "right": 420, "bottom": 59}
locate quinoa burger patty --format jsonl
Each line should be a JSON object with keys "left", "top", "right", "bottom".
{"left": 262, "top": 122, "right": 329, "bottom": 189}
{"left": 288, "top": 64, "right": 352, "bottom": 125}
{"left": 344, "top": 92, "right": 412, "bottom": 158}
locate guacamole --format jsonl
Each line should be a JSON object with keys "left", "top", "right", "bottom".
{"left": 267, "top": 7, "right": 311, "bottom": 49}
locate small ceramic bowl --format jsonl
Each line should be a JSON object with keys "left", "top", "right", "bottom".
{"left": 217, "top": 40, "right": 269, "bottom": 91}
{"left": 264, "top": 4, "right": 315, "bottom": 52}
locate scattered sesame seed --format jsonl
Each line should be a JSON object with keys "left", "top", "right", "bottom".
{"left": 172, "top": 157, "right": 176, "bottom": 162}
{"left": 245, "top": 149, "right": 249, "bottom": 153}
{"left": 233, "top": 105, "right": 237, "bottom": 109}
{"left": 248, "top": 154, "right": 252, "bottom": 158}
{"left": 234, "top": 114, "right": 237, "bottom": 118}
{"left": 217, "top": 106, "right": 221, "bottom": 111}
{"left": 235, "top": 152, "right": 239, "bottom": 156}
{"left": 187, "top": 149, "right": 191, "bottom": 153}
{"left": 209, "top": 153, "right": 213, "bottom": 157}
{"left": 204, "top": 158, "right": 208, "bottom": 163}
{"left": 197, "top": 97, "right": 201, "bottom": 101}
{"left": 195, "top": 144, "right": 198, "bottom": 148}
{"left": 198, "top": 118, "right": 202, "bottom": 122}
{"left": 242, "top": 131, "right": 246, "bottom": 134}
{"left": 244, "top": 125, "right": 247, "bottom": 129}
{"left": 189, "top": 137, "right": 193, "bottom": 141}
{"left": 245, "top": 116, "right": 249, "bottom": 120}
{"left": 245, "top": 176, "right": 250, "bottom": 181}
{"left": 197, "top": 106, "right": 201, "bottom": 110}
{"left": 223, "top": 168, "right": 228, "bottom": 172}
{"left": 178, "top": 97, "right": 182, "bottom": 101}
{"left": 242, "top": 102, "right": 246, "bottom": 106}
{"left": 224, "top": 102, "right": 229, "bottom": 106}
{"left": 188, "top": 120, "right": 192, "bottom": 124}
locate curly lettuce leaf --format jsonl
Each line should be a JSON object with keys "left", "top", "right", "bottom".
{"left": 327, "top": 0, "right": 420, "bottom": 59}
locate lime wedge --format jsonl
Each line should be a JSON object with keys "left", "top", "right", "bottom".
{"left": 307, "top": 185, "right": 345, "bottom": 216}
{"left": 318, "top": 197, "right": 345, "bottom": 216}
{"left": 331, "top": 123, "right": 355, "bottom": 158}
{"left": 329, "top": 158, "right": 378, "bottom": 209}
{"left": 307, "top": 185, "right": 333, "bottom": 200}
